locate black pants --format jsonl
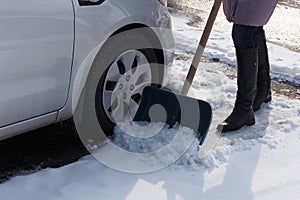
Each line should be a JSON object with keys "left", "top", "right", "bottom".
{"left": 232, "top": 24, "right": 263, "bottom": 48}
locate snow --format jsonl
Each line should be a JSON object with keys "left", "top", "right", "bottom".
{"left": 1, "top": 15, "right": 300, "bottom": 200}
{"left": 172, "top": 15, "right": 300, "bottom": 85}
{"left": 170, "top": 0, "right": 300, "bottom": 53}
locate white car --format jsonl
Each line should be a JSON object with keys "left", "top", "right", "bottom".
{"left": 0, "top": 0, "right": 174, "bottom": 140}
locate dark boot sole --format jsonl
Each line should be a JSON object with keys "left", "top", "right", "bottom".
{"left": 218, "top": 119, "right": 255, "bottom": 133}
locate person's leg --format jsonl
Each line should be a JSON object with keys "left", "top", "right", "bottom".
{"left": 218, "top": 24, "right": 260, "bottom": 133}
{"left": 253, "top": 30, "right": 272, "bottom": 111}
{"left": 232, "top": 24, "right": 263, "bottom": 48}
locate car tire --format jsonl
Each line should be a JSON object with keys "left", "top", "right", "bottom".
{"left": 76, "top": 28, "right": 164, "bottom": 141}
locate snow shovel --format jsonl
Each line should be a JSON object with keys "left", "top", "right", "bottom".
{"left": 133, "top": 0, "right": 222, "bottom": 145}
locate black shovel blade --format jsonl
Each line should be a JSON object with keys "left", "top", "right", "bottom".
{"left": 133, "top": 86, "right": 212, "bottom": 145}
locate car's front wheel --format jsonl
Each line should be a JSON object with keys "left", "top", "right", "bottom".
{"left": 88, "top": 28, "right": 164, "bottom": 136}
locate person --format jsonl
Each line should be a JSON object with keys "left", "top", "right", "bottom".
{"left": 218, "top": 0, "right": 278, "bottom": 133}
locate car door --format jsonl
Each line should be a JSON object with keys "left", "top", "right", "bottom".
{"left": 0, "top": 0, "right": 74, "bottom": 127}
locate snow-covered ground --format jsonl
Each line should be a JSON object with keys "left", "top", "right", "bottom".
{"left": 169, "top": 0, "right": 300, "bottom": 52}
{"left": 1, "top": 16, "right": 300, "bottom": 200}
{"left": 171, "top": 15, "right": 300, "bottom": 85}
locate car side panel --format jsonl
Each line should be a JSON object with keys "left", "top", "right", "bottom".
{"left": 0, "top": 0, "right": 74, "bottom": 127}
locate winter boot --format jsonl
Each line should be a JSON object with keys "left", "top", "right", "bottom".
{"left": 217, "top": 47, "right": 258, "bottom": 133}
{"left": 253, "top": 31, "right": 272, "bottom": 111}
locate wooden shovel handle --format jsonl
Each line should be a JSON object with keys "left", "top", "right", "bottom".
{"left": 181, "top": 0, "right": 222, "bottom": 96}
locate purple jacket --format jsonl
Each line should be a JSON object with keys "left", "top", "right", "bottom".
{"left": 223, "top": 0, "right": 278, "bottom": 26}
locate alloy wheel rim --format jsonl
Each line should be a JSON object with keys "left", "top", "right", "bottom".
{"left": 102, "top": 50, "right": 152, "bottom": 123}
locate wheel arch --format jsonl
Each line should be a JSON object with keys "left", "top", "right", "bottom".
{"left": 56, "top": 23, "right": 166, "bottom": 122}
{"left": 111, "top": 23, "right": 165, "bottom": 69}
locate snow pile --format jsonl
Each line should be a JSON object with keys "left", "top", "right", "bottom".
{"left": 112, "top": 122, "right": 179, "bottom": 153}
